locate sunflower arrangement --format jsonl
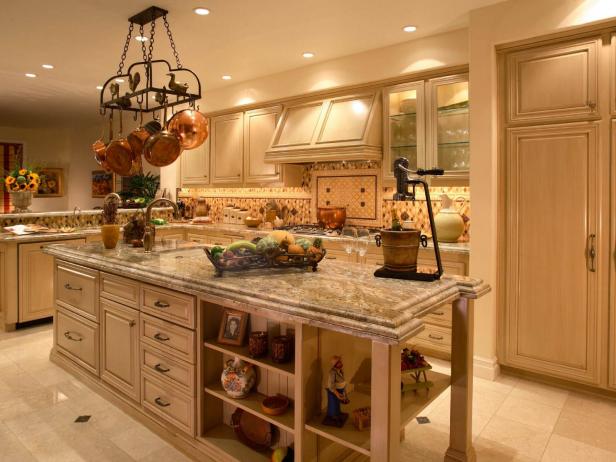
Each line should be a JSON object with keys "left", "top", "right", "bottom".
{"left": 4, "top": 167, "right": 41, "bottom": 193}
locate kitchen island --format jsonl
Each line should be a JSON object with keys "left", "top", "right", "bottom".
{"left": 44, "top": 242, "right": 487, "bottom": 462}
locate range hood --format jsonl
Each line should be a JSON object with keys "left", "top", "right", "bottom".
{"left": 265, "top": 91, "right": 382, "bottom": 163}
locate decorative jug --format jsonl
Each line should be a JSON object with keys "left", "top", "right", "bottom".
{"left": 434, "top": 194, "right": 465, "bottom": 243}
{"left": 221, "top": 357, "right": 256, "bottom": 399}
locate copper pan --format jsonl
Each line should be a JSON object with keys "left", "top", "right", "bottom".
{"left": 143, "top": 101, "right": 182, "bottom": 167}
{"left": 105, "top": 109, "right": 133, "bottom": 176}
{"left": 317, "top": 206, "right": 347, "bottom": 230}
{"left": 92, "top": 112, "right": 113, "bottom": 172}
{"left": 168, "top": 109, "right": 209, "bottom": 150}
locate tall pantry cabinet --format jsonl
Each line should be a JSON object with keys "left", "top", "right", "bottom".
{"left": 499, "top": 32, "right": 615, "bottom": 389}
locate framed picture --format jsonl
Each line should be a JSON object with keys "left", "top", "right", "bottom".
{"left": 218, "top": 310, "right": 249, "bottom": 346}
{"left": 91, "top": 170, "right": 114, "bottom": 198}
{"left": 35, "top": 168, "right": 64, "bottom": 197}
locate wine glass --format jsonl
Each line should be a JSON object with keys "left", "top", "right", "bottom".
{"left": 341, "top": 226, "right": 358, "bottom": 265}
{"left": 356, "top": 228, "right": 370, "bottom": 266}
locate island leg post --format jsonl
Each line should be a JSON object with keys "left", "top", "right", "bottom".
{"left": 370, "top": 340, "right": 401, "bottom": 462}
{"left": 445, "top": 297, "right": 476, "bottom": 462}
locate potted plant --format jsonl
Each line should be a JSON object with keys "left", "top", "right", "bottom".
{"left": 375, "top": 209, "right": 423, "bottom": 272}
{"left": 100, "top": 199, "right": 120, "bottom": 249}
{"left": 3, "top": 166, "right": 41, "bottom": 213}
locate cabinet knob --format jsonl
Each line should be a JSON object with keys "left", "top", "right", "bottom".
{"left": 588, "top": 101, "right": 597, "bottom": 110}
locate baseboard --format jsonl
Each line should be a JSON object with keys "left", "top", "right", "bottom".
{"left": 473, "top": 355, "right": 500, "bottom": 381}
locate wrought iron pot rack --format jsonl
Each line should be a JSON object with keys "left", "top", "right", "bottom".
{"left": 98, "top": 6, "right": 201, "bottom": 116}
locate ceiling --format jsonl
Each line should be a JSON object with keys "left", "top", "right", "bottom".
{"left": 0, "top": 0, "right": 503, "bottom": 128}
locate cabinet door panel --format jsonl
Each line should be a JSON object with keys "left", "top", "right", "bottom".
{"left": 273, "top": 102, "right": 323, "bottom": 147}
{"left": 507, "top": 39, "right": 599, "bottom": 123}
{"left": 318, "top": 96, "right": 373, "bottom": 143}
{"left": 244, "top": 106, "right": 281, "bottom": 183}
{"left": 211, "top": 112, "right": 243, "bottom": 184}
{"left": 505, "top": 123, "right": 603, "bottom": 384}
{"left": 101, "top": 299, "right": 140, "bottom": 402}
{"left": 180, "top": 133, "right": 210, "bottom": 186}
{"left": 19, "top": 239, "right": 85, "bottom": 323}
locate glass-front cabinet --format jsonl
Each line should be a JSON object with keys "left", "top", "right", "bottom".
{"left": 427, "top": 74, "right": 469, "bottom": 180}
{"left": 382, "top": 81, "right": 425, "bottom": 181}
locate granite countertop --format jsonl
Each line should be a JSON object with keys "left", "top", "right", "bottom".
{"left": 0, "top": 222, "right": 471, "bottom": 254}
{"left": 44, "top": 242, "right": 487, "bottom": 342}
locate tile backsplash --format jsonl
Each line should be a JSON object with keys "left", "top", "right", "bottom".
{"left": 180, "top": 161, "right": 470, "bottom": 241}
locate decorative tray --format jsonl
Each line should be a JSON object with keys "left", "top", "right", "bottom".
{"left": 204, "top": 247, "right": 326, "bottom": 276}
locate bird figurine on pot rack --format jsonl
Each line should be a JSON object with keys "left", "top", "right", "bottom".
{"left": 167, "top": 73, "right": 189, "bottom": 94}
{"left": 128, "top": 71, "right": 141, "bottom": 92}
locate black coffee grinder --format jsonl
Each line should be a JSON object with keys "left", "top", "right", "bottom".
{"left": 374, "top": 157, "right": 444, "bottom": 281}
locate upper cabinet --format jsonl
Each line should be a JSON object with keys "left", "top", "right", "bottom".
{"left": 266, "top": 92, "right": 382, "bottom": 163}
{"left": 506, "top": 38, "right": 600, "bottom": 123}
{"left": 383, "top": 81, "right": 425, "bottom": 182}
{"left": 211, "top": 112, "right": 244, "bottom": 185}
{"left": 427, "top": 74, "right": 470, "bottom": 180}
{"left": 180, "top": 130, "right": 210, "bottom": 187}
{"left": 244, "top": 106, "right": 281, "bottom": 184}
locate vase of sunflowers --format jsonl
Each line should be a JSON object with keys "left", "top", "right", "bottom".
{"left": 4, "top": 167, "right": 40, "bottom": 213}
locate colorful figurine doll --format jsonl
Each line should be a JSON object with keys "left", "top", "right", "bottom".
{"left": 323, "top": 355, "right": 350, "bottom": 427}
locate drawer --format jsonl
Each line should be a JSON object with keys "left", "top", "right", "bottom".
{"left": 55, "top": 307, "right": 99, "bottom": 375}
{"left": 140, "top": 313, "right": 195, "bottom": 363}
{"left": 140, "top": 343, "right": 195, "bottom": 396}
{"left": 100, "top": 272, "right": 139, "bottom": 308}
{"left": 186, "top": 233, "right": 208, "bottom": 244}
{"left": 56, "top": 261, "right": 99, "bottom": 322}
{"left": 412, "top": 324, "right": 452, "bottom": 354}
{"left": 423, "top": 305, "right": 452, "bottom": 327}
{"left": 141, "top": 285, "right": 195, "bottom": 329}
{"left": 142, "top": 371, "right": 195, "bottom": 436}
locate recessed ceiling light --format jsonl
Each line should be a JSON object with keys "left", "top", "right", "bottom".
{"left": 115, "top": 78, "right": 124, "bottom": 83}
{"left": 96, "top": 85, "right": 103, "bottom": 90}
{"left": 193, "top": 7, "right": 210, "bottom": 16}
{"left": 41, "top": 64, "right": 54, "bottom": 69}
{"left": 222, "top": 75, "right": 232, "bottom": 80}
{"left": 135, "top": 35, "right": 148, "bottom": 42}
{"left": 302, "top": 52, "right": 315, "bottom": 59}
{"left": 402, "top": 25, "right": 417, "bottom": 32}
{"left": 25, "top": 73, "right": 37, "bottom": 78}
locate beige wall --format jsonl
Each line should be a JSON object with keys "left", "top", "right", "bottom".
{"left": 469, "top": 0, "right": 616, "bottom": 378}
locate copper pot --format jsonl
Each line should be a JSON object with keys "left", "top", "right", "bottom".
{"left": 317, "top": 206, "right": 347, "bottom": 230}
{"left": 168, "top": 109, "right": 209, "bottom": 150}
{"left": 92, "top": 113, "right": 113, "bottom": 172}
{"left": 143, "top": 103, "right": 182, "bottom": 167}
{"left": 127, "top": 112, "right": 162, "bottom": 160}
{"left": 105, "top": 110, "right": 134, "bottom": 176}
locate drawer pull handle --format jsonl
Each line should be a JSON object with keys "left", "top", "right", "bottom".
{"left": 433, "top": 311, "right": 445, "bottom": 316}
{"left": 64, "top": 283, "right": 82, "bottom": 291}
{"left": 326, "top": 256, "right": 337, "bottom": 260}
{"left": 154, "top": 333, "right": 170, "bottom": 342}
{"left": 154, "top": 397, "right": 171, "bottom": 407}
{"left": 64, "top": 331, "right": 83, "bottom": 342}
{"left": 428, "top": 334, "right": 444, "bottom": 341}
{"left": 154, "top": 300, "right": 170, "bottom": 308}
{"left": 154, "top": 364, "right": 170, "bottom": 373}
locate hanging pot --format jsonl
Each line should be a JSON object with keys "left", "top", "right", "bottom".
{"left": 143, "top": 100, "right": 182, "bottom": 167}
{"left": 92, "top": 112, "right": 113, "bottom": 172}
{"left": 168, "top": 109, "right": 209, "bottom": 150}
{"left": 105, "top": 109, "right": 133, "bottom": 176}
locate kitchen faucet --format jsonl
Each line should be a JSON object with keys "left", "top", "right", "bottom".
{"left": 143, "top": 198, "right": 180, "bottom": 252}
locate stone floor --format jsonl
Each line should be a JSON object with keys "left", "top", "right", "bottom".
{"left": 1, "top": 325, "right": 615, "bottom": 462}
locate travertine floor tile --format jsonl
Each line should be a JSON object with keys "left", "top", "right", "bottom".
{"left": 542, "top": 434, "right": 616, "bottom": 462}
{"left": 110, "top": 425, "right": 169, "bottom": 460}
{"left": 553, "top": 407, "right": 616, "bottom": 453}
{"left": 496, "top": 395, "right": 562, "bottom": 431}
{"left": 478, "top": 415, "right": 552, "bottom": 460}
{"left": 508, "top": 380, "right": 569, "bottom": 409}
{"left": 562, "top": 392, "right": 616, "bottom": 421}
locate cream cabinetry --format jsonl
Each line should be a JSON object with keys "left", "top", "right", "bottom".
{"left": 19, "top": 238, "right": 85, "bottom": 323}
{"left": 383, "top": 81, "right": 425, "bottom": 181}
{"left": 180, "top": 135, "right": 210, "bottom": 187}
{"left": 55, "top": 306, "right": 100, "bottom": 375}
{"left": 244, "top": 106, "right": 281, "bottom": 183}
{"left": 100, "top": 299, "right": 140, "bottom": 402}
{"left": 503, "top": 123, "right": 604, "bottom": 385}
{"left": 211, "top": 112, "right": 244, "bottom": 185}
{"left": 506, "top": 38, "right": 600, "bottom": 123}
{"left": 266, "top": 92, "right": 382, "bottom": 163}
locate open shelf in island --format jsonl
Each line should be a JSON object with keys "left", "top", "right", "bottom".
{"left": 204, "top": 381, "right": 295, "bottom": 434}
{"left": 199, "top": 424, "right": 271, "bottom": 462}
{"left": 204, "top": 338, "right": 295, "bottom": 378}
{"left": 304, "top": 369, "right": 450, "bottom": 458}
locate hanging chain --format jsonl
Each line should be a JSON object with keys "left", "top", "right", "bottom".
{"left": 147, "top": 18, "right": 156, "bottom": 63}
{"left": 139, "top": 25, "right": 147, "bottom": 62}
{"left": 163, "top": 15, "right": 182, "bottom": 69}
{"left": 117, "top": 22, "right": 134, "bottom": 75}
